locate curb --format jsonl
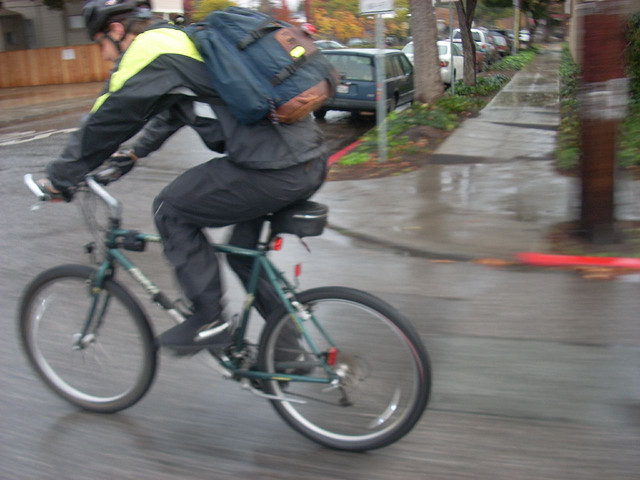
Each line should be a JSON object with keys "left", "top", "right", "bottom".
{"left": 327, "top": 139, "right": 362, "bottom": 166}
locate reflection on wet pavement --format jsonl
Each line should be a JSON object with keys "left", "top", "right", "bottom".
{"left": 491, "top": 91, "right": 559, "bottom": 108}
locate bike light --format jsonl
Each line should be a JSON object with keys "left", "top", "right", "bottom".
{"left": 327, "top": 347, "right": 338, "bottom": 366}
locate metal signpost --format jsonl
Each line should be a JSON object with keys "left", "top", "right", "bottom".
{"left": 513, "top": 0, "right": 520, "bottom": 55}
{"left": 360, "top": 0, "right": 394, "bottom": 162}
{"left": 440, "top": 0, "right": 459, "bottom": 95}
{"left": 150, "top": 0, "right": 183, "bottom": 20}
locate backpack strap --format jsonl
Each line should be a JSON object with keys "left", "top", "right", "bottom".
{"left": 237, "top": 17, "right": 283, "bottom": 50}
{"left": 271, "top": 49, "right": 322, "bottom": 86}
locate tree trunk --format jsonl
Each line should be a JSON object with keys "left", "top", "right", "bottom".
{"left": 455, "top": 0, "right": 478, "bottom": 86}
{"left": 409, "top": 0, "right": 444, "bottom": 103}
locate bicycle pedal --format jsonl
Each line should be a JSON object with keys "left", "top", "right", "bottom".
{"left": 240, "top": 378, "right": 305, "bottom": 404}
{"left": 161, "top": 345, "right": 201, "bottom": 358}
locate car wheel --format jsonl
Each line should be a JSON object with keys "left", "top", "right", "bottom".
{"left": 313, "top": 109, "right": 327, "bottom": 120}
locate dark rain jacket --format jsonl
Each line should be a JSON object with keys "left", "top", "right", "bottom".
{"left": 47, "top": 22, "right": 327, "bottom": 190}
{"left": 130, "top": 101, "right": 225, "bottom": 159}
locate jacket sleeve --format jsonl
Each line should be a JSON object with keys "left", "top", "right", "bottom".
{"left": 47, "top": 27, "right": 205, "bottom": 190}
{"left": 131, "top": 109, "right": 185, "bottom": 159}
{"left": 132, "top": 101, "right": 226, "bottom": 158}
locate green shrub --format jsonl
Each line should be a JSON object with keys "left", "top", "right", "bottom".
{"left": 559, "top": 47, "right": 580, "bottom": 98}
{"left": 618, "top": 103, "right": 640, "bottom": 168}
{"left": 453, "top": 74, "right": 510, "bottom": 96}
{"left": 618, "top": 15, "right": 640, "bottom": 168}
{"left": 555, "top": 44, "right": 581, "bottom": 172}
{"left": 487, "top": 49, "right": 537, "bottom": 72}
{"left": 435, "top": 95, "right": 486, "bottom": 113}
{"left": 626, "top": 13, "right": 640, "bottom": 102}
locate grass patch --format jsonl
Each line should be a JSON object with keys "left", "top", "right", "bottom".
{"left": 549, "top": 221, "right": 640, "bottom": 258}
{"left": 337, "top": 78, "right": 509, "bottom": 167}
{"left": 452, "top": 74, "right": 511, "bottom": 96}
{"left": 486, "top": 48, "right": 538, "bottom": 72}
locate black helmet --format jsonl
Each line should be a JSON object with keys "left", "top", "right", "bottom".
{"left": 83, "top": 0, "right": 150, "bottom": 38}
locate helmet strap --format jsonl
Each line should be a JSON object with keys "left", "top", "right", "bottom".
{"left": 105, "top": 33, "right": 123, "bottom": 54}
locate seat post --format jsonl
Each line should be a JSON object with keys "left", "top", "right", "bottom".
{"left": 257, "top": 216, "right": 274, "bottom": 251}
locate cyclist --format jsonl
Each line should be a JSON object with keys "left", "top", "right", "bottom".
{"left": 38, "top": 0, "right": 328, "bottom": 355}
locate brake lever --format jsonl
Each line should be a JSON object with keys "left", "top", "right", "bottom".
{"left": 93, "top": 166, "right": 120, "bottom": 185}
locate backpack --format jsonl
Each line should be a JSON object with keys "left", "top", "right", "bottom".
{"left": 186, "top": 7, "right": 339, "bottom": 125}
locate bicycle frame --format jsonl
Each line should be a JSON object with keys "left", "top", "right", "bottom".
{"left": 70, "top": 176, "right": 338, "bottom": 387}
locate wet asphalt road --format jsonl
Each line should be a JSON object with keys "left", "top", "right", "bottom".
{"left": 1, "top": 120, "right": 640, "bottom": 479}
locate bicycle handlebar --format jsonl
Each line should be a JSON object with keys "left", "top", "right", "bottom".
{"left": 86, "top": 175, "right": 122, "bottom": 220}
{"left": 23, "top": 174, "right": 48, "bottom": 201}
{"left": 24, "top": 168, "right": 123, "bottom": 221}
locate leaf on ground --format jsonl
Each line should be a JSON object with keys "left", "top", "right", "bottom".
{"left": 574, "top": 266, "right": 639, "bottom": 280}
{"left": 472, "top": 258, "right": 515, "bottom": 267}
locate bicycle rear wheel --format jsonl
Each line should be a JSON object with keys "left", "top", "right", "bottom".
{"left": 18, "top": 264, "right": 157, "bottom": 413}
{"left": 258, "top": 287, "right": 431, "bottom": 451}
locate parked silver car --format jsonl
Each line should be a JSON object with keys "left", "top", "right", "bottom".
{"left": 453, "top": 28, "right": 499, "bottom": 64}
{"left": 401, "top": 40, "right": 463, "bottom": 85}
{"left": 314, "top": 40, "right": 345, "bottom": 50}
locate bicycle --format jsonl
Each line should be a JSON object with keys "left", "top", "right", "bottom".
{"left": 19, "top": 170, "right": 431, "bottom": 452}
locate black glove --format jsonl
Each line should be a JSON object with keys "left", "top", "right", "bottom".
{"left": 103, "top": 150, "right": 137, "bottom": 182}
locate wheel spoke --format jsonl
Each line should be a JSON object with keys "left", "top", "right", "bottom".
{"left": 259, "top": 287, "right": 430, "bottom": 451}
{"left": 19, "top": 266, "right": 156, "bottom": 413}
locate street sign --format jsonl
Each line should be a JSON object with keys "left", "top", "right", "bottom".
{"left": 150, "top": 0, "right": 183, "bottom": 13}
{"left": 359, "top": 0, "right": 394, "bottom": 14}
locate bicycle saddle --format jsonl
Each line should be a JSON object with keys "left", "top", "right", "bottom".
{"left": 269, "top": 201, "right": 328, "bottom": 238}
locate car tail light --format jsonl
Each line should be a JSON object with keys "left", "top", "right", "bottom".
{"left": 440, "top": 60, "right": 449, "bottom": 67}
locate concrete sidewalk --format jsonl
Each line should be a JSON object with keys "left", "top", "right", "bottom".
{"left": 316, "top": 44, "right": 639, "bottom": 261}
{"left": 1, "top": 44, "right": 638, "bottom": 261}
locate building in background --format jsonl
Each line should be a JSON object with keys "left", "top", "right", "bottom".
{"left": 0, "top": 0, "right": 187, "bottom": 52}
{"left": 1, "top": 0, "right": 89, "bottom": 51}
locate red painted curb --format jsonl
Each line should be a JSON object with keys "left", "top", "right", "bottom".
{"left": 328, "top": 140, "right": 363, "bottom": 166}
{"left": 517, "top": 252, "right": 640, "bottom": 269}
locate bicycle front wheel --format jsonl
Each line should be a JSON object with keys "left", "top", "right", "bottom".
{"left": 18, "top": 264, "right": 157, "bottom": 413}
{"left": 259, "top": 287, "right": 431, "bottom": 451}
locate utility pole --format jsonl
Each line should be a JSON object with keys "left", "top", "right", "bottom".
{"left": 578, "top": 0, "right": 629, "bottom": 242}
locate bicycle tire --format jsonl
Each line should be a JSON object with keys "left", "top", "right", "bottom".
{"left": 258, "top": 286, "right": 431, "bottom": 451}
{"left": 18, "top": 264, "right": 157, "bottom": 413}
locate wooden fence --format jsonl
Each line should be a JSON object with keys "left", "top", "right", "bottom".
{"left": 0, "top": 44, "right": 111, "bottom": 88}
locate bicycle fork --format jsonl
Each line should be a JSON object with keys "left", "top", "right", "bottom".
{"left": 71, "top": 262, "right": 115, "bottom": 351}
